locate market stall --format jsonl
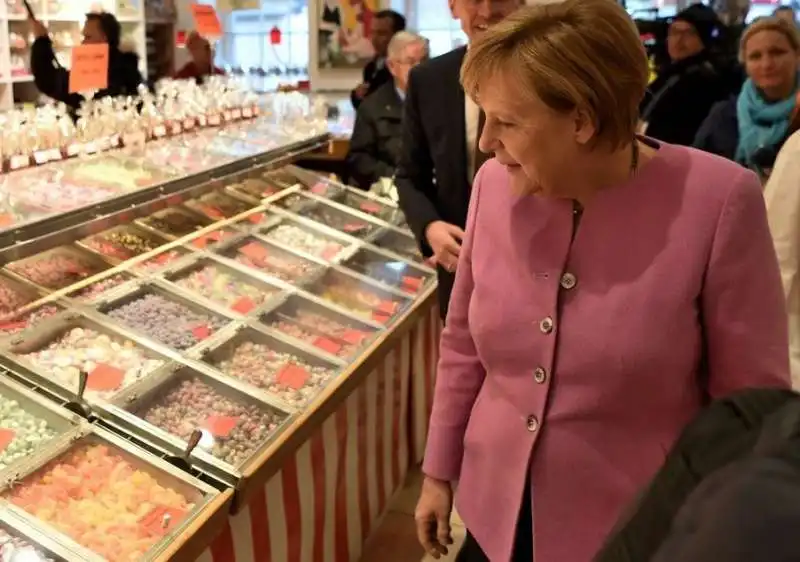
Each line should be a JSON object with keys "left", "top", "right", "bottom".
{"left": 0, "top": 110, "right": 439, "bottom": 561}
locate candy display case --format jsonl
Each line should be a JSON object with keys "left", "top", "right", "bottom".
{"left": 304, "top": 268, "right": 413, "bottom": 327}
{"left": 0, "top": 426, "right": 229, "bottom": 562}
{"left": 196, "top": 325, "right": 343, "bottom": 411}
{"left": 0, "top": 127, "right": 444, "bottom": 561}
{"left": 259, "top": 293, "right": 381, "bottom": 360}
{"left": 340, "top": 246, "right": 435, "bottom": 297}
{"left": 0, "top": 512, "right": 77, "bottom": 562}
{"left": 4, "top": 246, "right": 112, "bottom": 292}
{"left": 95, "top": 283, "right": 232, "bottom": 354}
{"left": 99, "top": 363, "right": 292, "bottom": 479}
{"left": 2, "top": 312, "right": 171, "bottom": 403}
{"left": 214, "top": 234, "right": 327, "bottom": 285}
{"left": 160, "top": 257, "right": 284, "bottom": 318}
{"left": 0, "top": 376, "right": 82, "bottom": 475}
{"left": 254, "top": 212, "right": 355, "bottom": 262}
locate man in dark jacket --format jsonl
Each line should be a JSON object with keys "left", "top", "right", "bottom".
{"left": 395, "top": 0, "right": 521, "bottom": 320}
{"left": 640, "top": 4, "right": 728, "bottom": 145}
{"left": 346, "top": 31, "right": 429, "bottom": 190}
{"left": 29, "top": 11, "right": 143, "bottom": 113}
{"left": 350, "top": 10, "right": 405, "bottom": 109}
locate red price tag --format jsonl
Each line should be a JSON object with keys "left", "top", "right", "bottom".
{"left": 192, "top": 235, "right": 210, "bottom": 249}
{"left": 343, "top": 223, "right": 366, "bottom": 234}
{"left": 321, "top": 244, "right": 340, "bottom": 261}
{"left": 202, "top": 205, "right": 225, "bottom": 220}
{"left": 239, "top": 242, "right": 269, "bottom": 263}
{"left": 154, "top": 252, "right": 173, "bottom": 265}
{"left": 377, "top": 300, "right": 399, "bottom": 315}
{"left": 313, "top": 336, "right": 342, "bottom": 355}
{"left": 372, "top": 311, "right": 391, "bottom": 324}
{"left": 204, "top": 415, "right": 239, "bottom": 437}
{"left": 359, "top": 201, "right": 382, "bottom": 214}
{"left": 277, "top": 364, "right": 309, "bottom": 390}
{"left": 0, "top": 429, "right": 15, "bottom": 452}
{"left": 192, "top": 325, "right": 212, "bottom": 340}
{"left": 0, "top": 321, "right": 28, "bottom": 332}
{"left": 190, "top": 4, "right": 222, "bottom": 37}
{"left": 248, "top": 213, "right": 265, "bottom": 224}
{"left": 0, "top": 214, "right": 15, "bottom": 227}
{"left": 341, "top": 329, "right": 367, "bottom": 345}
{"left": 87, "top": 363, "right": 125, "bottom": 391}
{"left": 69, "top": 43, "right": 109, "bottom": 93}
{"left": 402, "top": 276, "right": 423, "bottom": 291}
{"left": 231, "top": 297, "right": 255, "bottom": 314}
{"left": 139, "top": 505, "right": 188, "bottom": 536}
{"left": 310, "top": 183, "right": 328, "bottom": 195}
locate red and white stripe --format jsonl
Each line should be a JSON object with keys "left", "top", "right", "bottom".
{"left": 197, "top": 306, "right": 442, "bottom": 562}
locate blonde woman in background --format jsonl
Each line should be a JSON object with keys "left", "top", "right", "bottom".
{"left": 413, "top": 0, "right": 791, "bottom": 560}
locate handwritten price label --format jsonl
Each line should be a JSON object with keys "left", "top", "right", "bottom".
{"left": 87, "top": 363, "right": 125, "bottom": 391}
{"left": 204, "top": 415, "right": 239, "bottom": 438}
{"left": 191, "top": 4, "right": 223, "bottom": 37}
{"left": 69, "top": 43, "right": 109, "bottom": 93}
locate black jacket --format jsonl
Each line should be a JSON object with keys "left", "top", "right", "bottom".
{"left": 595, "top": 387, "right": 800, "bottom": 562}
{"left": 395, "top": 46, "right": 470, "bottom": 320}
{"left": 31, "top": 36, "right": 143, "bottom": 113}
{"left": 346, "top": 81, "right": 403, "bottom": 190}
{"left": 350, "top": 56, "right": 392, "bottom": 109}
{"left": 641, "top": 52, "right": 727, "bottom": 146}
{"left": 694, "top": 95, "right": 790, "bottom": 177}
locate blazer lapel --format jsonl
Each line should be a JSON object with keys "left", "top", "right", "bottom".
{"left": 446, "top": 47, "right": 469, "bottom": 190}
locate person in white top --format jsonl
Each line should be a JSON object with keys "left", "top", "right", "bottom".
{"left": 765, "top": 129, "right": 800, "bottom": 387}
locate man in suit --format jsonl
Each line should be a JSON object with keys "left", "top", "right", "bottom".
{"left": 351, "top": 10, "right": 406, "bottom": 109}
{"left": 395, "top": 0, "right": 522, "bottom": 320}
{"left": 347, "top": 31, "right": 430, "bottom": 190}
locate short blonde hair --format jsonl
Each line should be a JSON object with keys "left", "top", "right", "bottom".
{"left": 739, "top": 17, "right": 800, "bottom": 63}
{"left": 461, "top": 0, "right": 648, "bottom": 149}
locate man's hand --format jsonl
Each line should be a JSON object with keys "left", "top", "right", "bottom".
{"left": 425, "top": 221, "right": 465, "bottom": 273}
{"left": 353, "top": 82, "right": 370, "bottom": 100}
{"left": 29, "top": 17, "right": 48, "bottom": 39}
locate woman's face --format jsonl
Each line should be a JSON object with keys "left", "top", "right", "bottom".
{"left": 744, "top": 30, "right": 799, "bottom": 99}
{"left": 478, "top": 72, "right": 590, "bottom": 197}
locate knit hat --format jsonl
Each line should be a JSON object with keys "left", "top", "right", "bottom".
{"left": 672, "top": 4, "right": 721, "bottom": 48}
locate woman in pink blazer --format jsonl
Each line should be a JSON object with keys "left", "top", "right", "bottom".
{"left": 413, "top": 1, "right": 792, "bottom": 561}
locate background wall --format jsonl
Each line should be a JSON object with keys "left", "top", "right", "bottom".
{"left": 173, "top": 0, "right": 789, "bottom": 93}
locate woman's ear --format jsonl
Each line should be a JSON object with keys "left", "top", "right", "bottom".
{"left": 574, "top": 108, "right": 597, "bottom": 146}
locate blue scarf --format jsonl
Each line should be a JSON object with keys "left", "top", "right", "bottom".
{"left": 736, "top": 75, "right": 798, "bottom": 166}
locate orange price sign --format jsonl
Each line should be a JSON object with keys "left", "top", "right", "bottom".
{"left": 191, "top": 3, "right": 223, "bottom": 38}
{"left": 69, "top": 43, "right": 109, "bottom": 93}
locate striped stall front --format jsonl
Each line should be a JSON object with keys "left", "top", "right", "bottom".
{"left": 197, "top": 304, "right": 442, "bottom": 562}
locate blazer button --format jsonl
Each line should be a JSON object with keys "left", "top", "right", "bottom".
{"left": 534, "top": 367, "right": 547, "bottom": 384}
{"left": 526, "top": 415, "right": 539, "bottom": 432}
{"left": 560, "top": 272, "right": 577, "bottom": 290}
{"left": 539, "top": 317, "right": 554, "bottom": 334}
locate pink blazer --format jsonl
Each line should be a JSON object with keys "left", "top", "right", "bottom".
{"left": 422, "top": 143, "right": 791, "bottom": 562}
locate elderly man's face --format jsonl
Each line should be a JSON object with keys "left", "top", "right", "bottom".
{"left": 388, "top": 41, "right": 429, "bottom": 91}
{"left": 450, "top": 0, "right": 521, "bottom": 42}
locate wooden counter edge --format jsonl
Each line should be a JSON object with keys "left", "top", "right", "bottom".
{"left": 231, "top": 285, "right": 439, "bottom": 513}
{"left": 156, "top": 488, "right": 234, "bottom": 562}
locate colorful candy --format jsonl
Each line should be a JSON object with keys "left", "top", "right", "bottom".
{"left": 7, "top": 250, "right": 108, "bottom": 290}
{"left": 0, "top": 528, "right": 55, "bottom": 562}
{"left": 262, "top": 224, "right": 343, "bottom": 259}
{"left": 0, "top": 305, "right": 61, "bottom": 337}
{"left": 141, "top": 210, "right": 209, "bottom": 237}
{"left": 0, "top": 396, "right": 59, "bottom": 470}
{"left": 299, "top": 206, "right": 378, "bottom": 238}
{"left": 213, "top": 340, "right": 335, "bottom": 407}
{"left": 68, "top": 274, "right": 132, "bottom": 302}
{"left": 267, "top": 309, "right": 368, "bottom": 358}
{"left": 172, "top": 264, "right": 278, "bottom": 311}
{"left": 6, "top": 443, "right": 195, "bottom": 561}
{"left": 0, "top": 280, "right": 36, "bottom": 316}
{"left": 134, "top": 378, "right": 286, "bottom": 466}
{"left": 226, "top": 239, "right": 323, "bottom": 283}
{"left": 106, "top": 294, "right": 227, "bottom": 351}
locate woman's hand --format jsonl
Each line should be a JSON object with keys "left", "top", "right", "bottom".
{"left": 414, "top": 476, "right": 454, "bottom": 559}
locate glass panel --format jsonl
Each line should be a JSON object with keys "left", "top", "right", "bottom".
{"left": 5, "top": 247, "right": 111, "bottom": 291}
{"left": 217, "top": 236, "right": 325, "bottom": 283}
{"left": 341, "top": 247, "right": 433, "bottom": 295}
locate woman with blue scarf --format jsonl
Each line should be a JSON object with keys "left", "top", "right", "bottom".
{"left": 694, "top": 16, "right": 800, "bottom": 180}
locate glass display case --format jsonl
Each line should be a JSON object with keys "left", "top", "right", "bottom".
{"left": 0, "top": 124, "right": 434, "bottom": 518}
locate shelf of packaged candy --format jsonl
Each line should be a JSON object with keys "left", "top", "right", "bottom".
{"left": 0, "top": 365, "right": 232, "bottom": 561}
{"left": 0, "top": 139, "right": 436, "bottom": 530}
